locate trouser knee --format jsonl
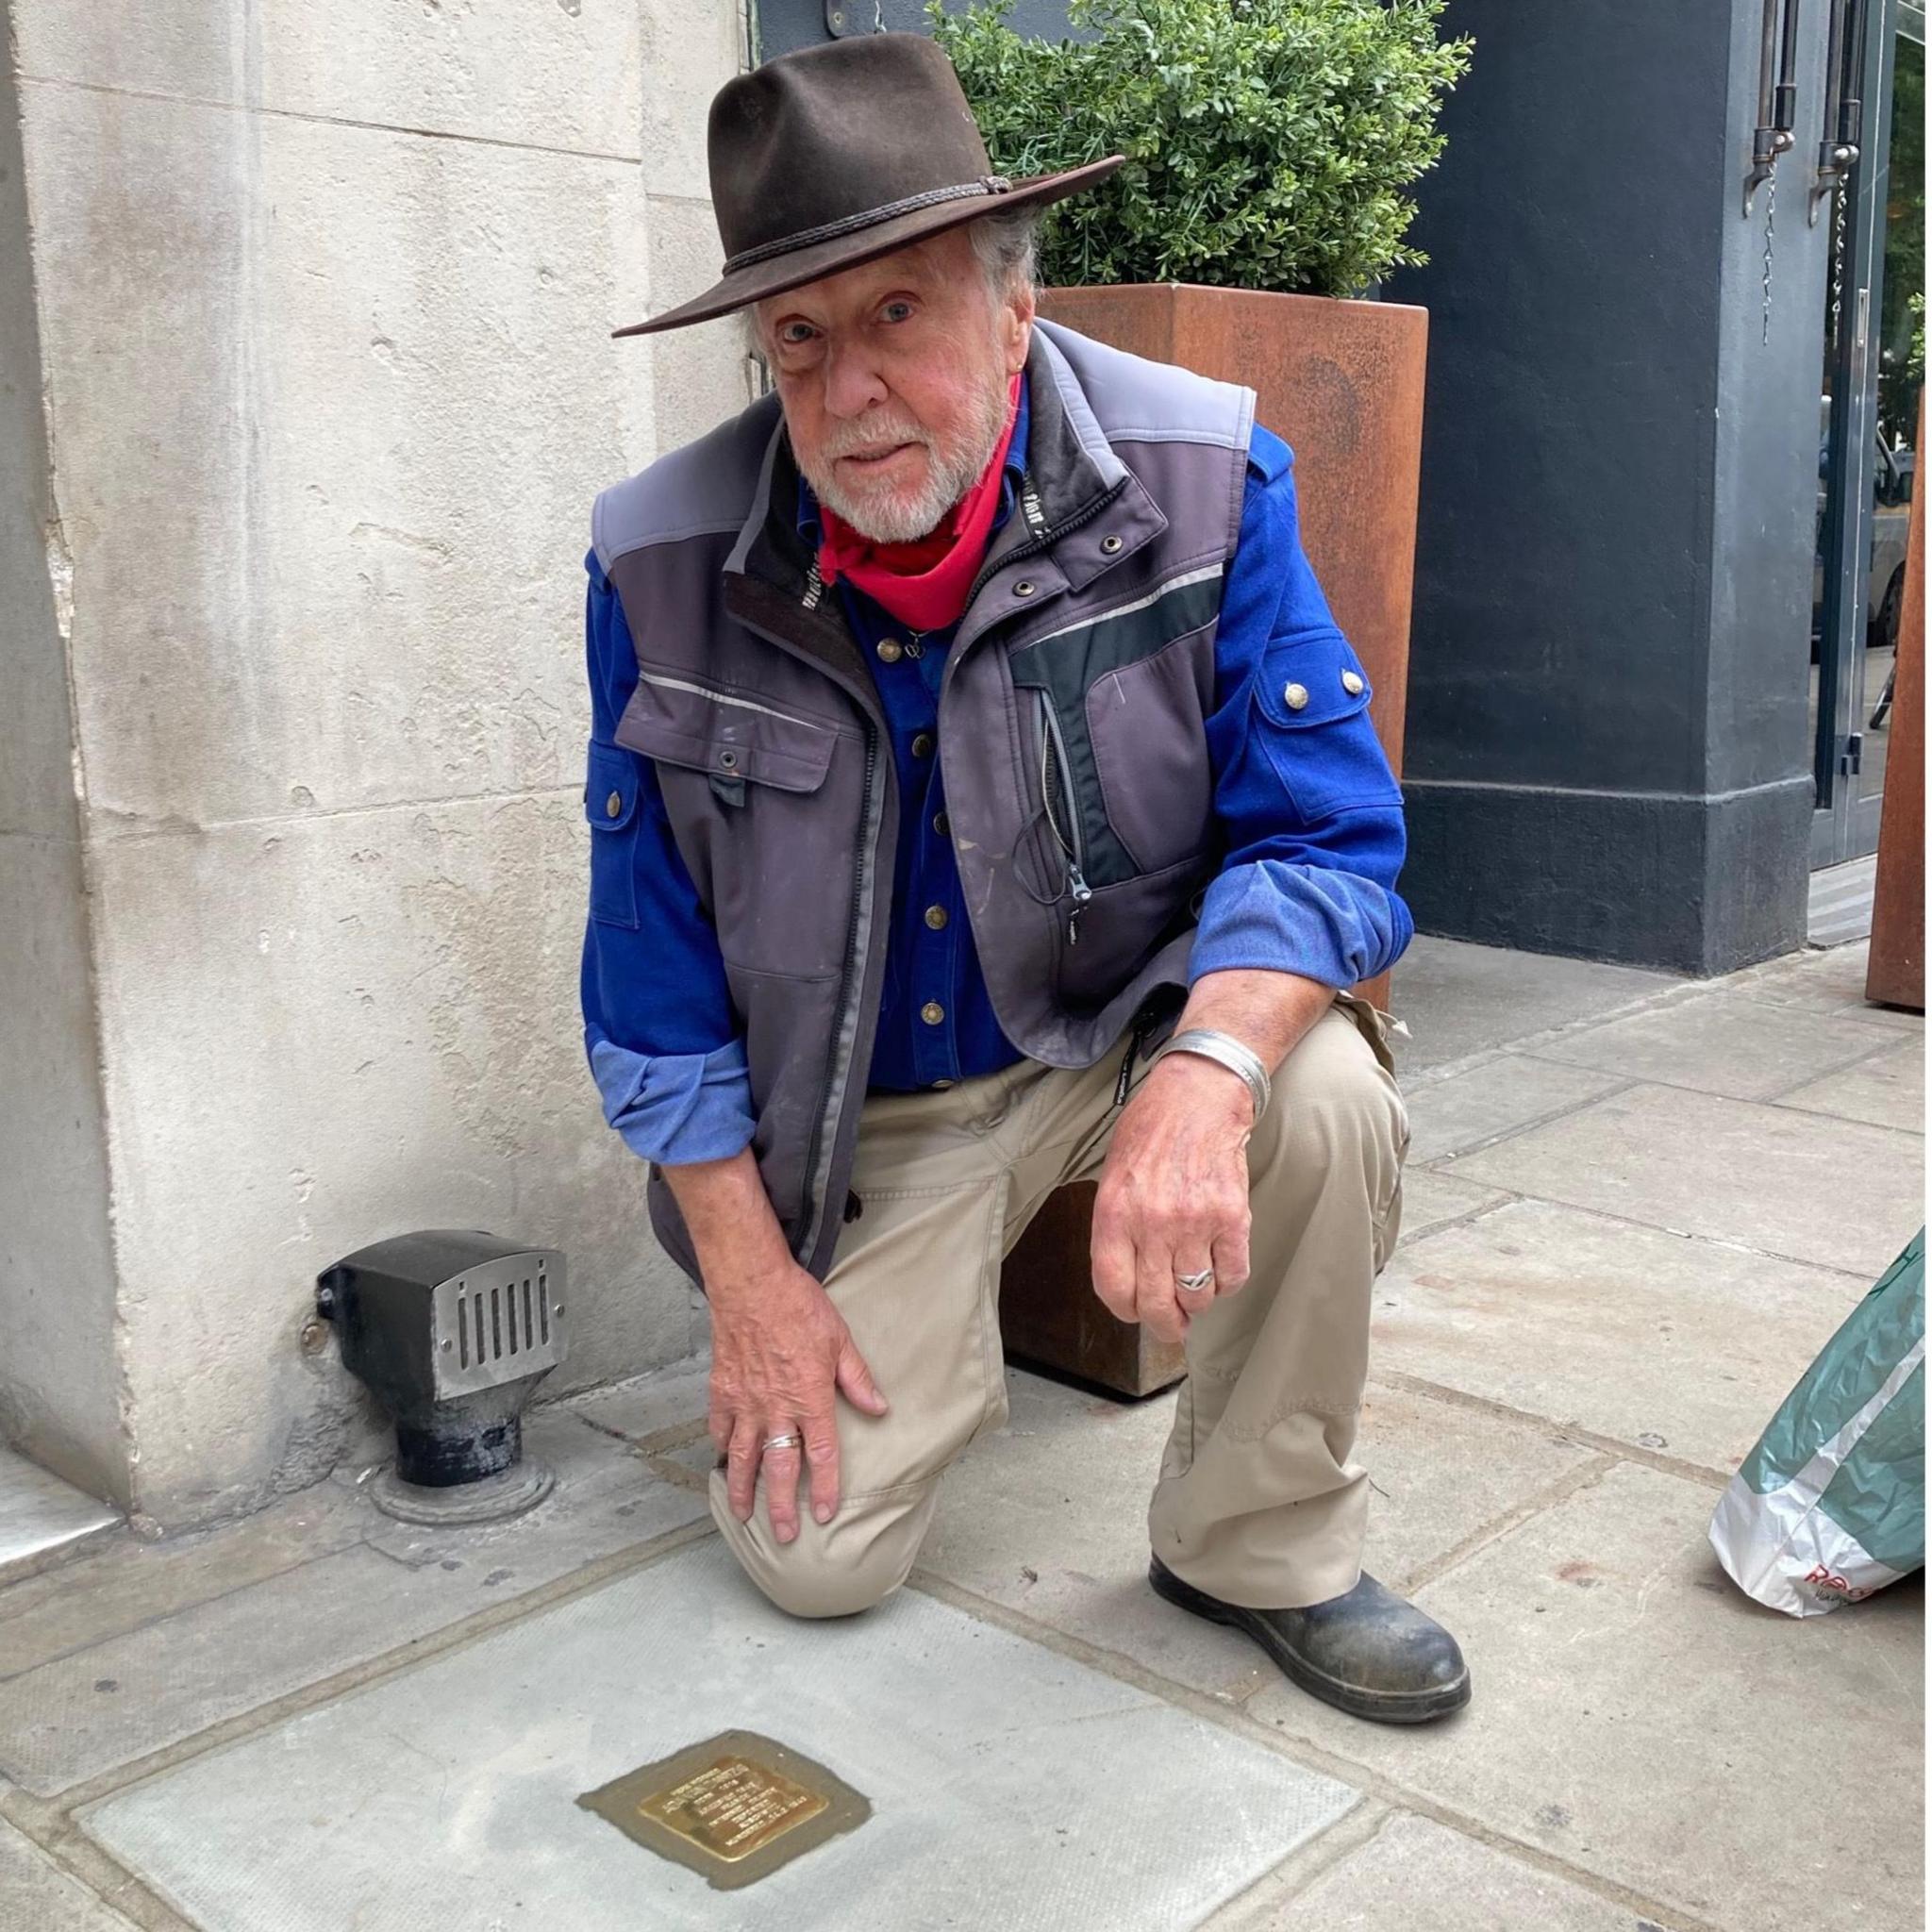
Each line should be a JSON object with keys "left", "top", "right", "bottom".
{"left": 710, "top": 1474, "right": 935, "bottom": 1620}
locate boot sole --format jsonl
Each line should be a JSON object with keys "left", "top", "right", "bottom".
{"left": 1149, "top": 1559, "right": 1472, "bottom": 1725}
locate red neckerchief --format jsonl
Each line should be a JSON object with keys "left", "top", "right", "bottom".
{"left": 815, "top": 375, "right": 1023, "bottom": 634}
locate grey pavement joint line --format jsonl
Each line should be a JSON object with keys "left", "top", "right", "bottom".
{"left": 1407, "top": 1076, "right": 1645, "bottom": 1168}
{"left": 19, "top": 73, "right": 645, "bottom": 167}
{"left": 1387, "top": 1451, "right": 1623, "bottom": 1599}
{"left": 0, "top": 1790, "right": 195, "bottom": 1932}
{"left": 906, "top": 1569, "right": 1726, "bottom": 1932}
{"left": 1194, "top": 1796, "right": 1394, "bottom": 1927}
{"left": 1392, "top": 1185, "right": 1524, "bottom": 1247}
{"left": 1756, "top": 1024, "right": 1926, "bottom": 1105}
{"left": 1375, "top": 1372, "right": 1735, "bottom": 1489}
{"left": 647, "top": 1450, "right": 713, "bottom": 1497}
{"left": 36, "top": 1517, "right": 720, "bottom": 1815}
{"left": 1429, "top": 1115, "right": 1898, "bottom": 1287}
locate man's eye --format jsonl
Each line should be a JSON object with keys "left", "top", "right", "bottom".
{"left": 779, "top": 325, "right": 816, "bottom": 345}
{"left": 881, "top": 302, "right": 913, "bottom": 324}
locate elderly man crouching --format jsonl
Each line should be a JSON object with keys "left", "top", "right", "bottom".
{"left": 580, "top": 34, "right": 1469, "bottom": 1724}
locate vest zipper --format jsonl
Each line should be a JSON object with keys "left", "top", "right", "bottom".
{"left": 798, "top": 720, "right": 877, "bottom": 1260}
{"left": 1034, "top": 690, "right": 1091, "bottom": 944}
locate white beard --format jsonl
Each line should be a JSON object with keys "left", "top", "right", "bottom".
{"left": 803, "top": 373, "right": 1013, "bottom": 543}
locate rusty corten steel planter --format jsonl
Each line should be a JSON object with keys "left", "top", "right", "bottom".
{"left": 1003, "top": 284, "right": 1428, "bottom": 1398}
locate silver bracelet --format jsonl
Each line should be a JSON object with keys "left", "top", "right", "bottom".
{"left": 1147, "top": 1027, "right": 1272, "bottom": 1119}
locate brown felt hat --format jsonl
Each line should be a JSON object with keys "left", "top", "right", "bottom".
{"left": 613, "top": 34, "right": 1122, "bottom": 337}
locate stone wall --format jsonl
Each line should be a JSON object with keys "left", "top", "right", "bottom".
{"left": 0, "top": 1, "right": 752, "bottom": 1525}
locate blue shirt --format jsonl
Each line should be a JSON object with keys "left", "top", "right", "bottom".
{"left": 581, "top": 388, "right": 1411, "bottom": 1168}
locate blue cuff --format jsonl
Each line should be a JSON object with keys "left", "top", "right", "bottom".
{"left": 1188, "top": 860, "right": 1413, "bottom": 991}
{"left": 588, "top": 1031, "right": 758, "bottom": 1167}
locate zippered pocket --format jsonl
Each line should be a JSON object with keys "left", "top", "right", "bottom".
{"left": 1034, "top": 690, "right": 1093, "bottom": 944}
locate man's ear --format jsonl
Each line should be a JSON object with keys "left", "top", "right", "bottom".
{"left": 1003, "top": 287, "right": 1036, "bottom": 376}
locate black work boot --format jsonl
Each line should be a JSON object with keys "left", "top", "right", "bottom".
{"left": 1149, "top": 1557, "right": 1471, "bottom": 1724}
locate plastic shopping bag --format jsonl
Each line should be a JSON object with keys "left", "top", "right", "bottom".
{"left": 1708, "top": 1228, "right": 1924, "bottom": 1617}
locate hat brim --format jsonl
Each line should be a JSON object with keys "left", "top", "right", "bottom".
{"left": 612, "top": 156, "right": 1124, "bottom": 338}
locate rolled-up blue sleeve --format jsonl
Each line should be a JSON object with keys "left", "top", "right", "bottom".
{"left": 1189, "top": 425, "right": 1413, "bottom": 990}
{"left": 580, "top": 549, "right": 756, "bottom": 1166}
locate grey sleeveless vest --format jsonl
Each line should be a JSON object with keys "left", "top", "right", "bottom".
{"left": 592, "top": 321, "right": 1255, "bottom": 1285}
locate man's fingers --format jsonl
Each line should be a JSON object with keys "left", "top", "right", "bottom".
{"left": 761, "top": 1424, "right": 804, "bottom": 1545}
{"left": 834, "top": 1335, "right": 890, "bottom": 1417}
{"left": 724, "top": 1414, "right": 761, "bottom": 1521}
{"left": 1135, "top": 1233, "right": 1188, "bottom": 1346}
{"left": 802, "top": 1408, "right": 841, "bottom": 1526}
{"left": 1090, "top": 1202, "right": 1139, "bottom": 1324}
{"left": 1209, "top": 1219, "right": 1251, "bottom": 1298}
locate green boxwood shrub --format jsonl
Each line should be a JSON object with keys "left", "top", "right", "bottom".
{"left": 931, "top": 0, "right": 1472, "bottom": 297}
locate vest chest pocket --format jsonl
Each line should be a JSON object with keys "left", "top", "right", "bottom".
{"left": 613, "top": 669, "right": 857, "bottom": 977}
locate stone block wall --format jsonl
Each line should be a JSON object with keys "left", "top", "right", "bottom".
{"left": 0, "top": 0, "right": 752, "bottom": 1524}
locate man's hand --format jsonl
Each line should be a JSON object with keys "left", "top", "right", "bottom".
{"left": 1091, "top": 1053, "right": 1256, "bottom": 1345}
{"left": 707, "top": 1257, "right": 888, "bottom": 1544}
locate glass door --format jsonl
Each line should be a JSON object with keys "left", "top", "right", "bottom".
{"left": 1812, "top": 0, "right": 1922, "bottom": 867}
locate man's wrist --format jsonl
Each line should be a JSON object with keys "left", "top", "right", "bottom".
{"left": 1141, "top": 1044, "right": 1257, "bottom": 1124}
{"left": 1148, "top": 1027, "right": 1272, "bottom": 1121}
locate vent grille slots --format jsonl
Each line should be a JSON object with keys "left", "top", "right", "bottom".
{"left": 435, "top": 1263, "right": 560, "bottom": 1393}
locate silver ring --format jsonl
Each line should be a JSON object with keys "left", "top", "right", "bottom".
{"left": 761, "top": 1432, "right": 802, "bottom": 1453}
{"left": 1174, "top": 1268, "right": 1215, "bottom": 1294}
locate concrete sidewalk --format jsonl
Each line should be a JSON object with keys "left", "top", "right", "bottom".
{"left": 0, "top": 937, "right": 1921, "bottom": 1931}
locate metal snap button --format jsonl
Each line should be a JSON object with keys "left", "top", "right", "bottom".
{"left": 1100, "top": 534, "right": 1124, "bottom": 555}
{"left": 876, "top": 640, "right": 903, "bottom": 663}
{"left": 924, "top": 905, "right": 948, "bottom": 930}
{"left": 921, "top": 1001, "right": 945, "bottom": 1025}
{"left": 931, "top": 1077, "right": 956, "bottom": 1090}
{"left": 1341, "top": 670, "right": 1365, "bottom": 696}
{"left": 1013, "top": 579, "right": 1038, "bottom": 598}
{"left": 718, "top": 749, "right": 739, "bottom": 769}
{"left": 1283, "top": 682, "right": 1310, "bottom": 711}
{"left": 605, "top": 791, "right": 624, "bottom": 819}
{"left": 911, "top": 732, "right": 935, "bottom": 758}
{"left": 933, "top": 809, "right": 950, "bottom": 836}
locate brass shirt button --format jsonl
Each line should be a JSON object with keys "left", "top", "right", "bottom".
{"left": 1283, "top": 682, "right": 1310, "bottom": 711}
{"left": 921, "top": 1001, "right": 945, "bottom": 1025}
{"left": 1341, "top": 670, "right": 1365, "bottom": 696}
{"left": 876, "top": 639, "right": 903, "bottom": 663}
{"left": 911, "top": 732, "right": 935, "bottom": 758}
{"left": 924, "top": 904, "right": 948, "bottom": 930}
{"left": 605, "top": 791, "right": 624, "bottom": 819}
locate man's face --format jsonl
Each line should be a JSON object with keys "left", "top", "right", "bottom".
{"left": 754, "top": 227, "right": 1034, "bottom": 544}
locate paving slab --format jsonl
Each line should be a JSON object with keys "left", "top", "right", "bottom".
{"left": 81, "top": 1540, "right": 1357, "bottom": 1932}
{"left": 1442, "top": 1083, "right": 1924, "bottom": 1279}
{"left": 1389, "top": 938, "right": 1677, "bottom": 1075}
{"left": 0, "top": 1413, "right": 706, "bottom": 1795}
{"left": 1374, "top": 1199, "right": 1870, "bottom": 1475}
{"left": 1728, "top": 938, "right": 1922, "bottom": 1027}
{"left": 1404, "top": 1057, "right": 1628, "bottom": 1165}
{"left": 0, "top": 1811, "right": 141, "bottom": 1931}
{"left": 1526, "top": 991, "right": 1896, "bottom": 1101}
{"left": 563, "top": 1357, "right": 711, "bottom": 1446}
{"left": 1246, "top": 1463, "right": 1924, "bottom": 1932}
{"left": 0, "top": 1482, "right": 368, "bottom": 1680}
{"left": 0, "top": 1450, "right": 118, "bottom": 1588}
{"left": 1208, "top": 1810, "right": 1646, "bottom": 1932}
{"left": 918, "top": 1372, "right": 1595, "bottom": 1701}
{"left": 1776, "top": 1038, "right": 1924, "bottom": 1132}
{"left": 1395, "top": 1171, "right": 1513, "bottom": 1245}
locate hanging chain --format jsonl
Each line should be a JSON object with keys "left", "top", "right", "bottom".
{"left": 1761, "top": 166, "right": 1778, "bottom": 345}
{"left": 1828, "top": 177, "right": 1848, "bottom": 354}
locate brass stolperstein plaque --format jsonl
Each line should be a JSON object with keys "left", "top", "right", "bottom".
{"left": 577, "top": 1729, "right": 871, "bottom": 1890}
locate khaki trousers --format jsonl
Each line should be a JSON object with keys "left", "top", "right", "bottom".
{"left": 709, "top": 993, "right": 1408, "bottom": 1616}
